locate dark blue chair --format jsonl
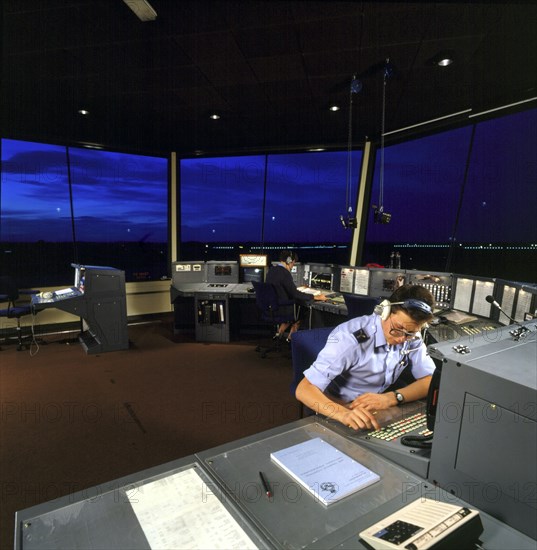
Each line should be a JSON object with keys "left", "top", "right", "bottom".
{"left": 0, "top": 276, "right": 40, "bottom": 351}
{"left": 290, "top": 326, "right": 333, "bottom": 417}
{"left": 343, "top": 293, "right": 379, "bottom": 319}
{"left": 252, "top": 281, "right": 296, "bottom": 358}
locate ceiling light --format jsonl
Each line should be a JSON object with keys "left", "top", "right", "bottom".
{"left": 329, "top": 105, "right": 340, "bottom": 112}
{"left": 78, "top": 109, "right": 89, "bottom": 116}
{"left": 309, "top": 148, "right": 326, "bottom": 152}
{"left": 80, "top": 142, "right": 103, "bottom": 150}
{"left": 123, "top": 0, "right": 157, "bottom": 22}
{"left": 209, "top": 113, "right": 221, "bottom": 120}
{"left": 429, "top": 51, "right": 455, "bottom": 67}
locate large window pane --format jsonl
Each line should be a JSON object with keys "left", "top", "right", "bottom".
{"left": 451, "top": 108, "right": 537, "bottom": 280}
{"left": 264, "top": 151, "right": 361, "bottom": 264}
{"left": 180, "top": 156, "right": 266, "bottom": 259}
{"left": 1, "top": 139, "right": 168, "bottom": 285}
{"left": 1, "top": 139, "right": 72, "bottom": 286}
{"left": 70, "top": 147, "right": 168, "bottom": 281}
{"left": 363, "top": 127, "right": 474, "bottom": 271}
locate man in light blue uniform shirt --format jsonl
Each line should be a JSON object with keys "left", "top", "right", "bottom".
{"left": 296, "top": 285, "right": 436, "bottom": 430}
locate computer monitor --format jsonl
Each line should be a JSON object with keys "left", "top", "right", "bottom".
{"left": 239, "top": 255, "right": 267, "bottom": 284}
{"left": 305, "top": 264, "right": 334, "bottom": 291}
{"left": 241, "top": 267, "right": 265, "bottom": 284}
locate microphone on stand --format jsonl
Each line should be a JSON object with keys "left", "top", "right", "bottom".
{"left": 486, "top": 295, "right": 532, "bottom": 341}
{"left": 485, "top": 295, "right": 517, "bottom": 324}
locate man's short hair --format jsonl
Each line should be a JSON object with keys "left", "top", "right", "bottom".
{"left": 388, "top": 284, "right": 435, "bottom": 323}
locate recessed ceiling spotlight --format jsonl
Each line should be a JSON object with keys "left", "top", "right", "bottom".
{"left": 437, "top": 56, "right": 453, "bottom": 67}
{"left": 329, "top": 105, "right": 340, "bottom": 112}
{"left": 429, "top": 50, "right": 455, "bottom": 67}
{"left": 209, "top": 113, "right": 221, "bottom": 120}
{"left": 78, "top": 109, "right": 89, "bottom": 116}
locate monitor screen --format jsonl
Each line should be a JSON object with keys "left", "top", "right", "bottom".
{"left": 241, "top": 267, "right": 265, "bottom": 283}
{"left": 309, "top": 271, "right": 332, "bottom": 291}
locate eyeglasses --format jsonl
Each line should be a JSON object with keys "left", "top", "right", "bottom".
{"left": 389, "top": 320, "right": 420, "bottom": 340}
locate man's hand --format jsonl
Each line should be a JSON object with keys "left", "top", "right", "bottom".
{"left": 338, "top": 405, "right": 380, "bottom": 431}
{"left": 350, "top": 392, "right": 396, "bottom": 411}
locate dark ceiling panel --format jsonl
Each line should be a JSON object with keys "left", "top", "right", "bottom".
{"left": 1, "top": 1, "right": 535, "bottom": 155}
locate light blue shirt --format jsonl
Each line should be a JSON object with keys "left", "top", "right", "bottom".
{"left": 303, "top": 314, "right": 435, "bottom": 402}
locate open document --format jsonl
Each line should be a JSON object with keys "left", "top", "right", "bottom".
{"left": 271, "top": 437, "right": 380, "bottom": 506}
{"left": 126, "top": 467, "right": 257, "bottom": 549}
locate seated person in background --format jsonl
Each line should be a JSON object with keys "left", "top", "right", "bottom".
{"left": 295, "top": 284, "right": 435, "bottom": 430}
{"left": 265, "top": 250, "right": 327, "bottom": 340}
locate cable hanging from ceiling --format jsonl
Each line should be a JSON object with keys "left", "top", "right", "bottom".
{"left": 373, "top": 59, "right": 394, "bottom": 224}
{"left": 340, "top": 3, "right": 365, "bottom": 231}
{"left": 340, "top": 75, "right": 363, "bottom": 229}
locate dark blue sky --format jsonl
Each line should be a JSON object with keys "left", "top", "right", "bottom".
{"left": 2, "top": 108, "right": 535, "bottom": 246}
{"left": 181, "top": 151, "right": 362, "bottom": 243}
{"left": 1, "top": 140, "right": 168, "bottom": 242}
{"left": 366, "top": 108, "right": 537, "bottom": 243}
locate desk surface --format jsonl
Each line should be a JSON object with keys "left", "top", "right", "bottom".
{"left": 15, "top": 417, "right": 536, "bottom": 550}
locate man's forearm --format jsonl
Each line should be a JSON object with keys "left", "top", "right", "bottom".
{"left": 295, "top": 378, "right": 349, "bottom": 422}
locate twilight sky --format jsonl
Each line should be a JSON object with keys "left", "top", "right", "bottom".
{"left": 1, "top": 108, "right": 535, "bottom": 246}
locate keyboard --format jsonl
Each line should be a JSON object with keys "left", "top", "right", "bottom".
{"left": 297, "top": 286, "right": 321, "bottom": 296}
{"left": 367, "top": 412, "right": 432, "bottom": 442}
{"left": 54, "top": 287, "right": 82, "bottom": 300}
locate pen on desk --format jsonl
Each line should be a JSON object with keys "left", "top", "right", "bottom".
{"left": 259, "top": 471, "right": 272, "bottom": 498}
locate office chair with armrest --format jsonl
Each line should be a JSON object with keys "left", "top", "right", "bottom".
{"left": 290, "top": 326, "right": 333, "bottom": 417}
{"left": 252, "top": 281, "right": 296, "bottom": 358}
{"left": 0, "top": 276, "right": 40, "bottom": 351}
{"left": 343, "top": 294, "right": 379, "bottom": 319}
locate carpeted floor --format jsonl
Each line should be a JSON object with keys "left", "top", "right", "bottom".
{"left": 0, "top": 318, "right": 299, "bottom": 550}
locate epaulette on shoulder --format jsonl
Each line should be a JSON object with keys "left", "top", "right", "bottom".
{"left": 353, "top": 328, "right": 369, "bottom": 343}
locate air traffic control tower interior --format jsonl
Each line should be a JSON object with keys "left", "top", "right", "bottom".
{"left": 2, "top": 1, "right": 537, "bottom": 549}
